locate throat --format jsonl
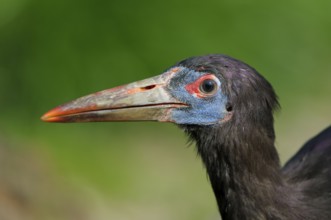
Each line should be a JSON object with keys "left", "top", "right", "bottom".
{"left": 184, "top": 124, "right": 289, "bottom": 220}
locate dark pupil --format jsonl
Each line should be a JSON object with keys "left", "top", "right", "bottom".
{"left": 201, "top": 79, "right": 216, "bottom": 93}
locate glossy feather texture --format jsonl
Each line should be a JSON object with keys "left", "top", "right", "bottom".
{"left": 42, "top": 54, "right": 331, "bottom": 220}
{"left": 175, "top": 55, "right": 331, "bottom": 220}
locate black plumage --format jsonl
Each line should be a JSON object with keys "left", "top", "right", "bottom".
{"left": 179, "top": 55, "right": 331, "bottom": 219}
{"left": 42, "top": 54, "right": 331, "bottom": 220}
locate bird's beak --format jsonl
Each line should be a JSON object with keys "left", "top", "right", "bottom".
{"left": 41, "top": 69, "right": 188, "bottom": 123}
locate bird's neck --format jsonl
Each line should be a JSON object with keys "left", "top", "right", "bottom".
{"left": 185, "top": 123, "right": 291, "bottom": 220}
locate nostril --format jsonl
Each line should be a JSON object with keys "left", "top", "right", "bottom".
{"left": 141, "top": 85, "right": 156, "bottom": 90}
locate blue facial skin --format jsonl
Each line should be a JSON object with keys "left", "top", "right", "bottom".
{"left": 166, "top": 67, "right": 229, "bottom": 125}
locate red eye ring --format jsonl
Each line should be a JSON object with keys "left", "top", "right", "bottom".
{"left": 185, "top": 74, "right": 220, "bottom": 98}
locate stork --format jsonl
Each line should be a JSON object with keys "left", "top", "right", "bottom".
{"left": 42, "top": 54, "right": 331, "bottom": 220}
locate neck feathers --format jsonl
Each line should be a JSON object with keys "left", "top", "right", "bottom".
{"left": 183, "top": 121, "right": 290, "bottom": 220}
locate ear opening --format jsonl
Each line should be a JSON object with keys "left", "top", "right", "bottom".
{"left": 226, "top": 102, "right": 233, "bottom": 112}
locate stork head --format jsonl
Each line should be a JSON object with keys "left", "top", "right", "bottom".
{"left": 41, "top": 55, "right": 278, "bottom": 127}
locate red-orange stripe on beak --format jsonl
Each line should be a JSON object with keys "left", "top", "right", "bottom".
{"left": 41, "top": 70, "right": 188, "bottom": 123}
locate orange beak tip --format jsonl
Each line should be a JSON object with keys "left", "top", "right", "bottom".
{"left": 41, "top": 116, "right": 61, "bottom": 122}
{"left": 41, "top": 107, "right": 63, "bottom": 122}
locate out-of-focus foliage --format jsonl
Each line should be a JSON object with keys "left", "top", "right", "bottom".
{"left": 0, "top": 0, "right": 331, "bottom": 219}
{"left": 1, "top": 0, "right": 331, "bottom": 120}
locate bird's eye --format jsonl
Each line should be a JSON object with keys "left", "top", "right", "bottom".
{"left": 185, "top": 74, "right": 220, "bottom": 98}
{"left": 200, "top": 79, "right": 218, "bottom": 94}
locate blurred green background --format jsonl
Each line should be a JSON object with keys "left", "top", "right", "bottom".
{"left": 1, "top": 0, "right": 331, "bottom": 219}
